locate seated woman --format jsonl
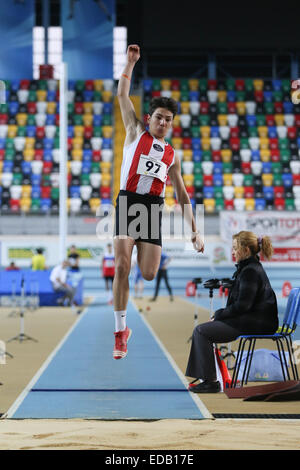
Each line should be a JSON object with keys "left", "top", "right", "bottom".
{"left": 186, "top": 230, "right": 279, "bottom": 393}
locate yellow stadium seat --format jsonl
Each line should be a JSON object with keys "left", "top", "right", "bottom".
{"left": 188, "top": 79, "right": 199, "bottom": 91}
{"left": 204, "top": 198, "right": 216, "bottom": 213}
{"left": 72, "top": 137, "right": 84, "bottom": 149}
{"left": 221, "top": 149, "right": 232, "bottom": 162}
{"left": 217, "top": 114, "right": 227, "bottom": 125}
{"left": 74, "top": 125, "right": 84, "bottom": 138}
{"left": 37, "top": 90, "right": 47, "bottom": 101}
{"left": 165, "top": 197, "right": 176, "bottom": 210}
{"left": 180, "top": 102, "right": 190, "bottom": 114}
{"left": 22, "top": 185, "right": 32, "bottom": 198}
{"left": 253, "top": 79, "right": 263, "bottom": 91}
{"left": 260, "top": 149, "right": 271, "bottom": 162}
{"left": 25, "top": 137, "right": 35, "bottom": 149}
{"left": 200, "top": 126, "right": 210, "bottom": 138}
{"left": 201, "top": 137, "right": 211, "bottom": 150}
{"left": 262, "top": 174, "right": 273, "bottom": 186}
{"left": 89, "top": 198, "right": 101, "bottom": 213}
{"left": 16, "top": 113, "right": 27, "bottom": 126}
{"left": 182, "top": 149, "right": 193, "bottom": 161}
{"left": 245, "top": 198, "right": 255, "bottom": 211}
{"left": 101, "top": 174, "right": 112, "bottom": 186}
{"left": 102, "top": 90, "right": 112, "bottom": 102}
{"left": 234, "top": 186, "right": 245, "bottom": 198}
{"left": 223, "top": 174, "right": 233, "bottom": 186}
{"left": 171, "top": 137, "right": 183, "bottom": 149}
{"left": 274, "top": 114, "right": 284, "bottom": 126}
{"left": 165, "top": 186, "right": 174, "bottom": 198}
{"left": 66, "top": 198, "right": 71, "bottom": 212}
{"left": 257, "top": 126, "right": 268, "bottom": 138}
{"left": 173, "top": 115, "right": 180, "bottom": 127}
{"left": 23, "top": 149, "right": 34, "bottom": 161}
{"left": 47, "top": 102, "right": 56, "bottom": 114}
{"left": 20, "top": 197, "right": 31, "bottom": 212}
{"left": 71, "top": 149, "right": 83, "bottom": 160}
{"left": 102, "top": 126, "right": 113, "bottom": 138}
{"left": 183, "top": 174, "right": 194, "bottom": 186}
{"left": 94, "top": 80, "right": 103, "bottom": 91}
{"left": 236, "top": 102, "right": 246, "bottom": 115}
{"left": 7, "top": 125, "right": 18, "bottom": 138}
{"left": 82, "top": 114, "right": 93, "bottom": 126}
{"left": 218, "top": 90, "right": 227, "bottom": 102}
{"left": 0, "top": 161, "right": 3, "bottom": 172}
{"left": 259, "top": 137, "right": 269, "bottom": 150}
{"left": 83, "top": 102, "right": 93, "bottom": 114}
{"left": 161, "top": 79, "right": 171, "bottom": 90}
{"left": 171, "top": 91, "right": 180, "bottom": 101}
{"left": 100, "top": 161, "right": 111, "bottom": 174}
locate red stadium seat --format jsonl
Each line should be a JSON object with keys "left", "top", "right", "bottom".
{"left": 75, "top": 102, "right": 84, "bottom": 114}
{"left": 85, "top": 80, "right": 94, "bottom": 91}
{"left": 266, "top": 115, "right": 275, "bottom": 126}
{"left": 200, "top": 102, "right": 209, "bottom": 114}
{"left": 203, "top": 175, "right": 213, "bottom": 186}
{"left": 20, "top": 79, "right": 30, "bottom": 90}
{"left": 274, "top": 186, "right": 284, "bottom": 198}
{"left": 41, "top": 186, "right": 51, "bottom": 198}
{"left": 43, "top": 162, "right": 53, "bottom": 174}
{"left": 287, "top": 127, "right": 297, "bottom": 139}
{"left": 172, "top": 126, "right": 182, "bottom": 137}
{"left": 186, "top": 186, "right": 195, "bottom": 198}
{"left": 254, "top": 90, "right": 264, "bottom": 103}
{"left": 241, "top": 162, "right": 251, "bottom": 174}
{"left": 92, "top": 150, "right": 101, "bottom": 162}
{"left": 212, "top": 150, "right": 222, "bottom": 162}
{"left": 235, "top": 79, "right": 245, "bottom": 90}
{"left": 271, "top": 149, "right": 280, "bottom": 162}
{"left": 0, "top": 149, "right": 5, "bottom": 160}
{"left": 100, "top": 186, "right": 111, "bottom": 198}
{"left": 27, "top": 102, "right": 37, "bottom": 114}
{"left": 208, "top": 80, "right": 217, "bottom": 90}
{"left": 182, "top": 137, "right": 192, "bottom": 149}
{"left": 293, "top": 174, "right": 300, "bottom": 185}
{"left": 224, "top": 199, "right": 234, "bottom": 210}
{"left": 230, "top": 127, "right": 240, "bottom": 138}
{"left": 171, "top": 80, "right": 180, "bottom": 90}
{"left": 10, "top": 199, "right": 20, "bottom": 212}
{"left": 274, "top": 102, "right": 283, "bottom": 113}
{"left": 151, "top": 91, "right": 161, "bottom": 98}
{"left": 36, "top": 127, "right": 45, "bottom": 139}
{"left": 269, "top": 138, "right": 278, "bottom": 149}
{"left": 0, "top": 114, "right": 8, "bottom": 124}
{"left": 295, "top": 114, "right": 300, "bottom": 127}
{"left": 34, "top": 149, "right": 44, "bottom": 160}
{"left": 274, "top": 197, "right": 285, "bottom": 210}
{"left": 227, "top": 102, "right": 237, "bottom": 113}
{"left": 229, "top": 137, "right": 240, "bottom": 151}
{"left": 244, "top": 186, "right": 254, "bottom": 198}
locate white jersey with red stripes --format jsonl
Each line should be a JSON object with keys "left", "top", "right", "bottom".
{"left": 120, "top": 130, "right": 175, "bottom": 197}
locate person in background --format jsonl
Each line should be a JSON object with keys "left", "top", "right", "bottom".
{"left": 6, "top": 261, "right": 20, "bottom": 271}
{"left": 31, "top": 248, "right": 47, "bottom": 271}
{"left": 102, "top": 243, "right": 115, "bottom": 305}
{"left": 68, "top": 245, "right": 80, "bottom": 272}
{"left": 185, "top": 231, "right": 279, "bottom": 393}
{"left": 150, "top": 251, "right": 174, "bottom": 302}
{"left": 50, "top": 260, "right": 81, "bottom": 313}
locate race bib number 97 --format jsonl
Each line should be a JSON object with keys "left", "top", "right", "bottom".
{"left": 137, "top": 154, "right": 167, "bottom": 183}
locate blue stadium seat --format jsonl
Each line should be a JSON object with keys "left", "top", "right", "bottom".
{"left": 263, "top": 186, "right": 274, "bottom": 200}
{"left": 43, "top": 150, "right": 53, "bottom": 161}
{"left": 268, "top": 126, "right": 277, "bottom": 138}
{"left": 103, "top": 103, "right": 113, "bottom": 114}
{"left": 251, "top": 150, "right": 260, "bottom": 161}
{"left": 9, "top": 102, "right": 19, "bottom": 115}
{"left": 263, "top": 91, "right": 273, "bottom": 102}
{"left": 68, "top": 126, "right": 74, "bottom": 138}
{"left": 68, "top": 80, "right": 76, "bottom": 90}
{"left": 47, "top": 90, "right": 56, "bottom": 102}
{"left": 31, "top": 174, "right": 41, "bottom": 186}
{"left": 102, "top": 138, "right": 112, "bottom": 149}
{"left": 93, "top": 115, "right": 102, "bottom": 126}
{"left": 227, "top": 91, "right": 236, "bottom": 102}
{"left": 26, "top": 125, "right": 36, "bottom": 137}
{"left": 213, "top": 162, "right": 223, "bottom": 174}
{"left": 0, "top": 138, "right": 5, "bottom": 149}
{"left": 83, "top": 149, "right": 92, "bottom": 161}
{"left": 203, "top": 187, "right": 214, "bottom": 198}
{"left": 213, "top": 174, "right": 223, "bottom": 186}
{"left": 189, "top": 91, "right": 199, "bottom": 102}
{"left": 81, "top": 162, "right": 92, "bottom": 173}
{"left": 10, "top": 79, "right": 20, "bottom": 92}
{"left": 210, "top": 126, "right": 219, "bottom": 138}
{"left": 282, "top": 174, "right": 293, "bottom": 187}
{"left": 40, "top": 199, "right": 52, "bottom": 212}
{"left": 43, "top": 138, "right": 54, "bottom": 150}
{"left": 262, "top": 162, "right": 272, "bottom": 174}
{"left": 46, "top": 115, "right": 56, "bottom": 125}
{"left": 193, "top": 150, "right": 202, "bottom": 162}
{"left": 283, "top": 101, "right": 294, "bottom": 114}
{"left": 143, "top": 79, "right": 152, "bottom": 92}
{"left": 255, "top": 198, "right": 266, "bottom": 210}
{"left": 21, "top": 162, "right": 32, "bottom": 175}
{"left": 192, "top": 138, "right": 201, "bottom": 150}
{"left": 83, "top": 90, "right": 94, "bottom": 101}
{"left": 70, "top": 186, "right": 81, "bottom": 198}
{"left": 3, "top": 162, "right": 13, "bottom": 172}
{"left": 246, "top": 115, "right": 257, "bottom": 127}
{"left": 31, "top": 186, "right": 41, "bottom": 198}
{"left": 272, "top": 79, "right": 282, "bottom": 91}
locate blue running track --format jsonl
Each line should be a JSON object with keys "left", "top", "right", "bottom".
{"left": 6, "top": 299, "right": 211, "bottom": 420}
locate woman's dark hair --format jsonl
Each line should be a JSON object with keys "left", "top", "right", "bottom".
{"left": 149, "top": 96, "right": 178, "bottom": 118}
{"left": 233, "top": 231, "right": 273, "bottom": 260}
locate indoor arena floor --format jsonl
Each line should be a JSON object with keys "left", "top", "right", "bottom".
{"left": 0, "top": 295, "right": 299, "bottom": 450}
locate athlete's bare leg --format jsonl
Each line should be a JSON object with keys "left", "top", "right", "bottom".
{"left": 136, "top": 241, "right": 162, "bottom": 281}
{"left": 113, "top": 236, "right": 135, "bottom": 311}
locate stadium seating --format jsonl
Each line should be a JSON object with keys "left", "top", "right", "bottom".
{"left": 0, "top": 78, "right": 114, "bottom": 214}
{"left": 143, "top": 77, "right": 300, "bottom": 212}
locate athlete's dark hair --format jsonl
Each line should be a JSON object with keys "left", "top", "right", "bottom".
{"left": 149, "top": 96, "right": 178, "bottom": 118}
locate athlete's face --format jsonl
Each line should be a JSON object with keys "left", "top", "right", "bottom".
{"left": 147, "top": 107, "right": 173, "bottom": 140}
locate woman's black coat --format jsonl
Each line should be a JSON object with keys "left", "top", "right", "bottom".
{"left": 214, "top": 256, "right": 279, "bottom": 335}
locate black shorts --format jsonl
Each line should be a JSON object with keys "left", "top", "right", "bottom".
{"left": 114, "top": 190, "right": 164, "bottom": 246}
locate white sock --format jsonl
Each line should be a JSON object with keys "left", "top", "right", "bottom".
{"left": 114, "top": 310, "right": 127, "bottom": 332}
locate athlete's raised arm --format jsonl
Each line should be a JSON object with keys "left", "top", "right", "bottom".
{"left": 117, "top": 44, "right": 144, "bottom": 145}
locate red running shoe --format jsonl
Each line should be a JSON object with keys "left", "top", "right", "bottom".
{"left": 113, "top": 326, "right": 132, "bottom": 360}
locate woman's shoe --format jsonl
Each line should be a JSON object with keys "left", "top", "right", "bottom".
{"left": 189, "top": 381, "right": 221, "bottom": 393}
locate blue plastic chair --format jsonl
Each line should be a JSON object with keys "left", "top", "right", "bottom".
{"left": 231, "top": 288, "right": 300, "bottom": 387}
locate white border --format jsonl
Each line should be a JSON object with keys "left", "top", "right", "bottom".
{"left": 130, "top": 298, "right": 213, "bottom": 420}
